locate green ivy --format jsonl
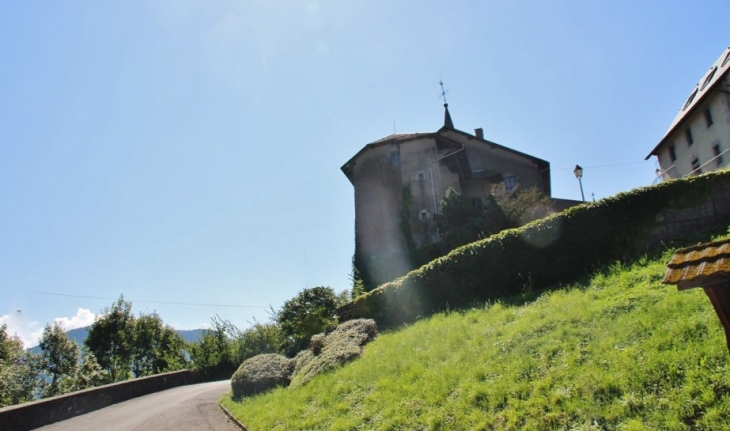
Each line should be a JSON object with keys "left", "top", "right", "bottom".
{"left": 340, "top": 171, "right": 730, "bottom": 328}
{"left": 399, "top": 183, "right": 417, "bottom": 256}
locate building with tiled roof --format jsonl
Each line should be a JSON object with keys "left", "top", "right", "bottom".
{"left": 341, "top": 103, "right": 554, "bottom": 289}
{"left": 647, "top": 46, "right": 730, "bottom": 179}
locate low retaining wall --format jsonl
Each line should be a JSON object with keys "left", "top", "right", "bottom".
{"left": 0, "top": 369, "right": 199, "bottom": 431}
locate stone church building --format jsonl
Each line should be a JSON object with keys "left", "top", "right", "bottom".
{"left": 342, "top": 104, "right": 555, "bottom": 288}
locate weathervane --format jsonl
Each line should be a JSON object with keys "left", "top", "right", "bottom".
{"left": 439, "top": 80, "right": 449, "bottom": 105}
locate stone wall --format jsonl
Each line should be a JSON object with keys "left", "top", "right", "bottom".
{"left": 0, "top": 370, "right": 199, "bottom": 431}
{"left": 652, "top": 175, "right": 730, "bottom": 244}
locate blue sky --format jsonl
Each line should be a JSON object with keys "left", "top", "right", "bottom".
{"left": 2, "top": 1, "right": 729, "bottom": 346}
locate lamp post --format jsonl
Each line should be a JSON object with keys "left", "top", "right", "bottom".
{"left": 573, "top": 164, "right": 585, "bottom": 202}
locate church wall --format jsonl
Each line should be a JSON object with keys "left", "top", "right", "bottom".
{"left": 351, "top": 143, "right": 411, "bottom": 286}
{"left": 398, "top": 138, "right": 460, "bottom": 248}
{"left": 467, "top": 143, "right": 544, "bottom": 194}
{"left": 347, "top": 127, "right": 552, "bottom": 289}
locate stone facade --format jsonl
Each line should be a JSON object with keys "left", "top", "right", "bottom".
{"left": 342, "top": 109, "right": 551, "bottom": 288}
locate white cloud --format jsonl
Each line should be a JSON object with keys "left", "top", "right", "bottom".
{"left": 53, "top": 308, "right": 97, "bottom": 331}
{"left": 0, "top": 312, "right": 41, "bottom": 348}
{"left": 1, "top": 308, "right": 97, "bottom": 348}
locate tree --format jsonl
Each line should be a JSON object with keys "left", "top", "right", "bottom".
{"left": 436, "top": 188, "right": 508, "bottom": 251}
{"left": 435, "top": 185, "right": 554, "bottom": 253}
{"left": 38, "top": 323, "right": 79, "bottom": 397}
{"left": 492, "top": 185, "right": 554, "bottom": 228}
{"left": 86, "top": 297, "right": 188, "bottom": 381}
{"left": 189, "top": 316, "right": 237, "bottom": 379}
{"left": 275, "top": 286, "right": 339, "bottom": 356}
{"left": 0, "top": 325, "right": 20, "bottom": 362}
{"left": 70, "top": 350, "right": 108, "bottom": 391}
{"left": 0, "top": 325, "right": 45, "bottom": 407}
{"left": 85, "top": 296, "right": 135, "bottom": 382}
{"left": 131, "top": 313, "right": 186, "bottom": 377}
{"left": 349, "top": 266, "right": 366, "bottom": 299}
{"left": 230, "top": 320, "right": 283, "bottom": 365}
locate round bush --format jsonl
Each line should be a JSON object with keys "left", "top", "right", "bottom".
{"left": 230, "top": 353, "right": 294, "bottom": 399}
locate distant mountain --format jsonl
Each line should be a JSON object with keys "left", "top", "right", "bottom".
{"left": 28, "top": 327, "right": 205, "bottom": 354}
{"left": 176, "top": 329, "right": 205, "bottom": 343}
{"left": 66, "top": 327, "right": 89, "bottom": 347}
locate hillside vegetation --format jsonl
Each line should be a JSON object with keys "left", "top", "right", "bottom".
{"left": 222, "top": 254, "right": 730, "bottom": 430}
{"left": 342, "top": 171, "right": 730, "bottom": 327}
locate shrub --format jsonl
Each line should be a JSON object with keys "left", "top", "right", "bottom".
{"left": 230, "top": 354, "right": 294, "bottom": 400}
{"left": 290, "top": 319, "right": 377, "bottom": 388}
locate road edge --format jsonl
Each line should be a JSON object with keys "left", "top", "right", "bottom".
{"left": 218, "top": 402, "right": 250, "bottom": 431}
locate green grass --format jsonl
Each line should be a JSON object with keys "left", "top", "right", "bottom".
{"left": 221, "top": 254, "right": 730, "bottom": 430}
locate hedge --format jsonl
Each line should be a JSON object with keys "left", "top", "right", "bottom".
{"left": 339, "top": 170, "right": 730, "bottom": 328}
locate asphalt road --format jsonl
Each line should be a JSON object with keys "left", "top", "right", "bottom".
{"left": 36, "top": 380, "right": 241, "bottom": 431}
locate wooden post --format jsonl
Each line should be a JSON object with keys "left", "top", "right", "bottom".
{"left": 702, "top": 286, "right": 730, "bottom": 353}
{"left": 662, "top": 238, "right": 730, "bottom": 355}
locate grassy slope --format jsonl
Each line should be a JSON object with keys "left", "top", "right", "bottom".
{"left": 222, "top": 254, "right": 730, "bottom": 430}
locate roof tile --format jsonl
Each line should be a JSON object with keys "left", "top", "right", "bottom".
{"left": 663, "top": 238, "right": 730, "bottom": 289}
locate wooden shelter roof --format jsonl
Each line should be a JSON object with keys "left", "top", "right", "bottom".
{"left": 663, "top": 238, "right": 730, "bottom": 290}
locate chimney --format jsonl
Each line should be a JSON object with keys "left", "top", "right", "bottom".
{"left": 474, "top": 128, "right": 484, "bottom": 140}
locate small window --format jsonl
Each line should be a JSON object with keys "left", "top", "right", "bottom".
{"left": 683, "top": 88, "right": 698, "bottom": 111}
{"left": 419, "top": 210, "right": 429, "bottom": 221}
{"left": 704, "top": 108, "right": 714, "bottom": 127}
{"left": 669, "top": 144, "right": 677, "bottom": 162}
{"left": 390, "top": 151, "right": 401, "bottom": 166}
{"left": 691, "top": 157, "right": 701, "bottom": 174}
{"left": 685, "top": 128, "right": 694, "bottom": 146}
{"left": 701, "top": 68, "right": 717, "bottom": 90}
{"left": 417, "top": 172, "right": 425, "bottom": 181}
{"left": 503, "top": 174, "right": 518, "bottom": 192}
{"left": 723, "top": 51, "right": 730, "bottom": 67}
{"left": 713, "top": 143, "right": 723, "bottom": 166}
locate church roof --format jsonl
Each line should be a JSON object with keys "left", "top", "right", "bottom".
{"left": 646, "top": 46, "right": 730, "bottom": 160}
{"left": 341, "top": 126, "right": 550, "bottom": 195}
{"left": 368, "top": 132, "right": 433, "bottom": 146}
{"left": 443, "top": 103, "right": 454, "bottom": 129}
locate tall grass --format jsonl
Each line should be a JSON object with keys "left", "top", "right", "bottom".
{"left": 222, "top": 255, "right": 730, "bottom": 430}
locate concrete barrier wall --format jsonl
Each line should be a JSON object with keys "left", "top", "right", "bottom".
{"left": 0, "top": 369, "right": 199, "bottom": 431}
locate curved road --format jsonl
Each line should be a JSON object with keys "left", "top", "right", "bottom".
{"left": 36, "top": 380, "right": 241, "bottom": 431}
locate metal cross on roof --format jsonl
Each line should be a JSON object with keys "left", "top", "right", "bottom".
{"left": 439, "top": 80, "right": 449, "bottom": 104}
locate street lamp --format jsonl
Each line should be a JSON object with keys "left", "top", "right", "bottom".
{"left": 573, "top": 164, "right": 585, "bottom": 202}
